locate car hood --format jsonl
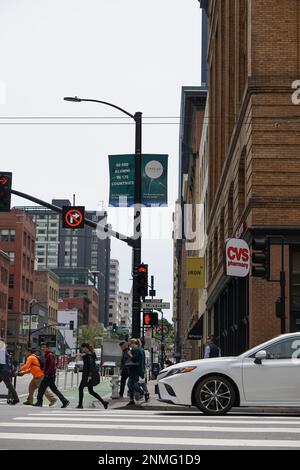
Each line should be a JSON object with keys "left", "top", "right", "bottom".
{"left": 161, "top": 357, "right": 237, "bottom": 373}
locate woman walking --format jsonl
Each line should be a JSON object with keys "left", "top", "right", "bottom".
{"left": 76, "top": 343, "right": 108, "bottom": 409}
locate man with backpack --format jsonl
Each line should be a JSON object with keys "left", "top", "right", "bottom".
{"left": 33, "top": 343, "right": 69, "bottom": 408}
{"left": 18, "top": 347, "right": 57, "bottom": 406}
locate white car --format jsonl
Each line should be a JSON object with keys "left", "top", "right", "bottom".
{"left": 157, "top": 332, "right": 300, "bottom": 415}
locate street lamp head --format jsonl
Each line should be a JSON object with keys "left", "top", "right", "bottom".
{"left": 63, "top": 96, "right": 82, "bottom": 102}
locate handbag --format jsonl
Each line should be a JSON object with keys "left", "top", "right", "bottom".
{"left": 91, "top": 369, "right": 100, "bottom": 386}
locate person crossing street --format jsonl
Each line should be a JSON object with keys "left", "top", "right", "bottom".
{"left": 33, "top": 343, "right": 69, "bottom": 408}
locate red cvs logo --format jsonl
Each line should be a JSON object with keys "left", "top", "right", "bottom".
{"left": 227, "top": 246, "right": 249, "bottom": 262}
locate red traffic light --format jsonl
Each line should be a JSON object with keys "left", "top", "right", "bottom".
{"left": 137, "top": 265, "right": 148, "bottom": 273}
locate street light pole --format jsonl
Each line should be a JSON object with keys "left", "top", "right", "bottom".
{"left": 132, "top": 112, "right": 142, "bottom": 339}
{"left": 64, "top": 97, "right": 143, "bottom": 338}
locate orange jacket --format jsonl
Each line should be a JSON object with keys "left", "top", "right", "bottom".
{"left": 20, "top": 354, "right": 44, "bottom": 378}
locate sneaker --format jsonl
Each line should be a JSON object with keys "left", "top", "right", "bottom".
{"left": 23, "top": 401, "right": 33, "bottom": 406}
{"left": 32, "top": 402, "right": 43, "bottom": 407}
{"left": 126, "top": 401, "right": 135, "bottom": 407}
{"left": 49, "top": 399, "right": 57, "bottom": 407}
{"left": 61, "top": 401, "right": 70, "bottom": 409}
{"left": 76, "top": 405, "right": 83, "bottom": 409}
{"left": 145, "top": 393, "right": 150, "bottom": 402}
{"left": 103, "top": 401, "right": 109, "bottom": 410}
{"left": 9, "top": 399, "right": 20, "bottom": 405}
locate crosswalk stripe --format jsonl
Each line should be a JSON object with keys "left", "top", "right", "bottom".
{"left": 0, "top": 432, "right": 299, "bottom": 448}
{"left": 3, "top": 422, "right": 300, "bottom": 433}
{"left": 15, "top": 416, "right": 300, "bottom": 426}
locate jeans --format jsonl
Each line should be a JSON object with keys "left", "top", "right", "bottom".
{"left": 119, "top": 368, "right": 128, "bottom": 397}
{"left": 0, "top": 372, "right": 19, "bottom": 402}
{"left": 128, "top": 370, "right": 144, "bottom": 401}
{"left": 36, "top": 374, "right": 68, "bottom": 405}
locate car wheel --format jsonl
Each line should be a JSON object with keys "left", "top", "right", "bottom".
{"left": 194, "top": 375, "right": 235, "bottom": 415}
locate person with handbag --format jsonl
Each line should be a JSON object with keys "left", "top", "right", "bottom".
{"left": 76, "top": 343, "right": 109, "bottom": 409}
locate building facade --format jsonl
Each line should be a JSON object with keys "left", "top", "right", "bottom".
{"left": 0, "top": 210, "right": 36, "bottom": 360}
{"left": 108, "top": 259, "right": 120, "bottom": 327}
{"left": 55, "top": 268, "right": 99, "bottom": 325}
{"left": 33, "top": 270, "right": 59, "bottom": 336}
{"left": 118, "top": 291, "right": 132, "bottom": 329}
{"left": 174, "top": 87, "right": 208, "bottom": 361}
{"left": 201, "top": 0, "right": 300, "bottom": 354}
{"left": 17, "top": 201, "right": 111, "bottom": 325}
{"left": 0, "top": 250, "right": 9, "bottom": 341}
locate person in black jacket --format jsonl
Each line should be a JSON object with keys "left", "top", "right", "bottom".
{"left": 76, "top": 343, "right": 108, "bottom": 409}
{"left": 119, "top": 341, "right": 130, "bottom": 398}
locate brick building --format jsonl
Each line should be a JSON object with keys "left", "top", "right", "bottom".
{"left": 0, "top": 210, "right": 36, "bottom": 359}
{"left": 174, "top": 87, "right": 207, "bottom": 361}
{"left": 200, "top": 0, "right": 300, "bottom": 354}
{"left": 0, "top": 250, "right": 9, "bottom": 340}
{"left": 33, "top": 270, "right": 59, "bottom": 336}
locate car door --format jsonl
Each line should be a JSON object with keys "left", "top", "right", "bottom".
{"left": 242, "top": 336, "right": 300, "bottom": 403}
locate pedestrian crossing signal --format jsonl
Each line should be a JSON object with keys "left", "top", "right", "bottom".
{"left": 143, "top": 310, "right": 158, "bottom": 326}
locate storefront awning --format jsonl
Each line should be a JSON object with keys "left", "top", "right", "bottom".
{"left": 188, "top": 316, "right": 203, "bottom": 340}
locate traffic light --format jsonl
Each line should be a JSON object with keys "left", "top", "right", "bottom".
{"left": 137, "top": 263, "right": 148, "bottom": 299}
{"left": 112, "top": 323, "right": 117, "bottom": 333}
{"left": 251, "top": 238, "right": 270, "bottom": 279}
{"left": 143, "top": 310, "right": 158, "bottom": 326}
{"left": 69, "top": 321, "right": 74, "bottom": 330}
{"left": 0, "top": 172, "right": 12, "bottom": 212}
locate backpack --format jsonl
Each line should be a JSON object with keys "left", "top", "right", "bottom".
{"left": 34, "top": 354, "right": 45, "bottom": 370}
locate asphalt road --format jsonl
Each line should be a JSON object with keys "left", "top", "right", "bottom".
{"left": 0, "top": 404, "right": 300, "bottom": 450}
{"left": 0, "top": 370, "right": 82, "bottom": 399}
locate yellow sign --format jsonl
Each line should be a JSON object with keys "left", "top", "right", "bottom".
{"left": 186, "top": 257, "right": 205, "bottom": 288}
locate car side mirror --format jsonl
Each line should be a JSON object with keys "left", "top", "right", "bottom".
{"left": 254, "top": 350, "right": 267, "bottom": 365}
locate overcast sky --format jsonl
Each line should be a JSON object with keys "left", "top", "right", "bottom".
{"left": 0, "top": 0, "right": 201, "bottom": 321}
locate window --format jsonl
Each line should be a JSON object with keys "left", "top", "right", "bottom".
{"left": 6, "top": 252, "right": 15, "bottom": 264}
{"left": 0, "top": 229, "right": 16, "bottom": 242}
{"left": 9, "top": 274, "right": 14, "bottom": 289}
{"left": 59, "top": 290, "right": 70, "bottom": 299}
{"left": 8, "top": 297, "right": 13, "bottom": 311}
{"left": 251, "top": 338, "right": 300, "bottom": 360}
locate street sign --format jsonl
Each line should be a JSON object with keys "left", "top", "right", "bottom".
{"left": 62, "top": 206, "right": 85, "bottom": 229}
{"left": 22, "top": 315, "right": 38, "bottom": 330}
{"left": 38, "top": 334, "right": 56, "bottom": 347}
{"left": 142, "top": 301, "right": 170, "bottom": 309}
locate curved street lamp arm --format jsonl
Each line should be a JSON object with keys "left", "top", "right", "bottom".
{"left": 64, "top": 97, "right": 135, "bottom": 120}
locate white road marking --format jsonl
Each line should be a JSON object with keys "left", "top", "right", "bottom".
{"left": 2, "top": 422, "right": 300, "bottom": 433}
{"left": 0, "top": 432, "right": 299, "bottom": 448}
{"left": 16, "top": 416, "right": 300, "bottom": 425}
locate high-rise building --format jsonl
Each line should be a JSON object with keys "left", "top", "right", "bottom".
{"left": 16, "top": 200, "right": 111, "bottom": 325}
{"left": 108, "top": 259, "right": 120, "bottom": 327}
{"left": 118, "top": 291, "right": 132, "bottom": 329}
{"left": 0, "top": 210, "right": 36, "bottom": 360}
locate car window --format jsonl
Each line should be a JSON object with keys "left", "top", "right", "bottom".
{"left": 251, "top": 338, "right": 300, "bottom": 360}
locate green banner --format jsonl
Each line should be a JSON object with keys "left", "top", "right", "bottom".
{"left": 109, "top": 154, "right": 168, "bottom": 207}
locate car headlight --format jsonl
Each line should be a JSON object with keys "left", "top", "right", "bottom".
{"left": 166, "top": 366, "right": 197, "bottom": 377}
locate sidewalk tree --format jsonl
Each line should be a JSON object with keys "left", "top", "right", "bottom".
{"left": 77, "top": 324, "right": 104, "bottom": 348}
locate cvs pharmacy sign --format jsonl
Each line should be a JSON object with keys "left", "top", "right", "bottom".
{"left": 225, "top": 238, "right": 250, "bottom": 278}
